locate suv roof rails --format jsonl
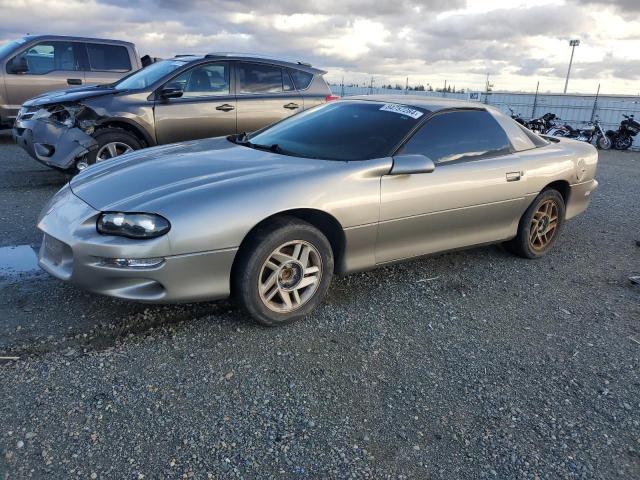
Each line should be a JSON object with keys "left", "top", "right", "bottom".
{"left": 204, "top": 52, "right": 313, "bottom": 66}
{"left": 174, "top": 54, "right": 195, "bottom": 57}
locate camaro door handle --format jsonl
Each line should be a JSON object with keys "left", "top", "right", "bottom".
{"left": 283, "top": 102, "right": 299, "bottom": 110}
{"left": 506, "top": 171, "right": 522, "bottom": 182}
{"left": 67, "top": 78, "right": 82, "bottom": 86}
{"left": 216, "top": 104, "right": 235, "bottom": 112}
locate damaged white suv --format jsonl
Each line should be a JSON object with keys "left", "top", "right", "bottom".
{"left": 13, "top": 53, "right": 335, "bottom": 172}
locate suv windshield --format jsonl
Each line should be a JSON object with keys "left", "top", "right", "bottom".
{"left": 245, "top": 101, "right": 427, "bottom": 161}
{"left": 114, "top": 59, "right": 188, "bottom": 90}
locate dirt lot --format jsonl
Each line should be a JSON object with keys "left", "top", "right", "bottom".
{"left": 0, "top": 130, "right": 639, "bottom": 479}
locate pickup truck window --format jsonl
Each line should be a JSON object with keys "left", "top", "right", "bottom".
{"left": 86, "top": 43, "right": 131, "bottom": 72}
{"left": 10, "top": 41, "right": 83, "bottom": 74}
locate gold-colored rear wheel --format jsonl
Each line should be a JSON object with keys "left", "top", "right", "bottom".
{"left": 529, "top": 199, "right": 559, "bottom": 252}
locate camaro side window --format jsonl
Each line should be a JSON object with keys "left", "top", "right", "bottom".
{"left": 171, "top": 63, "right": 230, "bottom": 97}
{"left": 401, "top": 110, "right": 512, "bottom": 164}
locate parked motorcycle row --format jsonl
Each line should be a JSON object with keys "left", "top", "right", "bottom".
{"left": 509, "top": 107, "right": 640, "bottom": 150}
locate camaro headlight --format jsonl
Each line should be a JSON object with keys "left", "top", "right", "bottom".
{"left": 96, "top": 212, "right": 171, "bottom": 239}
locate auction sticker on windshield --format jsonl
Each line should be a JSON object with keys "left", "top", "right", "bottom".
{"left": 379, "top": 104, "right": 424, "bottom": 119}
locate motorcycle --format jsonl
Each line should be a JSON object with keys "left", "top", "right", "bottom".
{"left": 550, "top": 117, "right": 611, "bottom": 150}
{"left": 526, "top": 112, "right": 558, "bottom": 134}
{"left": 508, "top": 107, "right": 527, "bottom": 126}
{"left": 605, "top": 114, "right": 640, "bottom": 150}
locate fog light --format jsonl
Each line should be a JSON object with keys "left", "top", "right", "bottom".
{"left": 99, "top": 257, "right": 164, "bottom": 268}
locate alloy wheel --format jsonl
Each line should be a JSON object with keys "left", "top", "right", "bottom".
{"left": 96, "top": 141, "right": 134, "bottom": 162}
{"left": 258, "top": 240, "right": 322, "bottom": 313}
{"left": 529, "top": 199, "right": 559, "bottom": 252}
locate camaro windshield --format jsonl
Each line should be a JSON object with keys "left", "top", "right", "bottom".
{"left": 114, "top": 59, "right": 188, "bottom": 90}
{"left": 246, "top": 101, "right": 428, "bottom": 161}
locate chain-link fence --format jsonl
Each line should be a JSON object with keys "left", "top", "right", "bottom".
{"left": 331, "top": 84, "right": 640, "bottom": 150}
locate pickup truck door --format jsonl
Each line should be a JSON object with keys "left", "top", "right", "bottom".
{"left": 82, "top": 42, "right": 136, "bottom": 86}
{"left": 154, "top": 61, "right": 237, "bottom": 144}
{"left": 4, "top": 40, "right": 85, "bottom": 118}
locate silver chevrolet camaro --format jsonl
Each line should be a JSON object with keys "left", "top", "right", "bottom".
{"left": 37, "top": 96, "right": 598, "bottom": 326}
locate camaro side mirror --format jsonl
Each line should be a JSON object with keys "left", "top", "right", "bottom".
{"left": 390, "top": 154, "right": 436, "bottom": 175}
{"left": 8, "top": 56, "right": 29, "bottom": 74}
{"left": 160, "top": 83, "right": 184, "bottom": 99}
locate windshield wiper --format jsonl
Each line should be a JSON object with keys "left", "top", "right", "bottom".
{"left": 230, "top": 133, "right": 286, "bottom": 154}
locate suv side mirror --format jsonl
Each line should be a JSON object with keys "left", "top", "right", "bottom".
{"left": 159, "top": 83, "right": 183, "bottom": 99}
{"left": 390, "top": 154, "right": 436, "bottom": 175}
{"left": 7, "top": 56, "right": 29, "bottom": 74}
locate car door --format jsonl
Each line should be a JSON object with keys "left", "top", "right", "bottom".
{"left": 376, "top": 109, "right": 530, "bottom": 264}
{"left": 4, "top": 40, "right": 85, "bottom": 113}
{"left": 235, "top": 61, "right": 303, "bottom": 133}
{"left": 82, "top": 42, "right": 134, "bottom": 86}
{"left": 154, "top": 61, "right": 236, "bottom": 144}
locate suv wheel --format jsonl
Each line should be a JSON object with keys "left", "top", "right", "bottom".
{"left": 75, "top": 128, "right": 142, "bottom": 172}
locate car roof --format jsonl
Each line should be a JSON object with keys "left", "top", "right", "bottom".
{"left": 169, "top": 53, "right": 326, "bottom": 75}
{"left": 346, "top": 95, "right": 487, "bottom": 112}
{"left": 22, "top": 34, "right": 135, "bottom": 47}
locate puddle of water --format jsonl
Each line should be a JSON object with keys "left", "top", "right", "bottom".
{"left": 0, "top": 245, "right": 40, "bottom": 276}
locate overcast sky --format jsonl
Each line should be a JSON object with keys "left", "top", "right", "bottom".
{"left": 1, "top": 0, "right": 638, "bottom": 94}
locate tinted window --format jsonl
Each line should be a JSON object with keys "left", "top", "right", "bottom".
{"left": 290, "top": 69, "right": 313, "bottom": 90}
{"left": 86, "top": 43, "right": 131, "bottom": 72}
{"left": 400, "top": 110, "right": 512, "bottom": 164}
{"left": 238, "top": 62, "right": 283, "bottom": 94}
{"left": 114, "top": 59, "right": 187, "bottom": 90}
{"left": 11, "top": 41, "right": 81, "bottom": 74}
{"left": 247, "top": 101, "right": 427, "bottom": 161}
{"left": 170, "top": 63, "right": 230, "bottom": 97}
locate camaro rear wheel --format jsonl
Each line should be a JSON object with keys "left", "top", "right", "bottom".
{"left": 75, "top": 128, "right": 142, "bottom": 172}
{"left": 233, "top": 217, "right": 334, "bottom": 326}
{"left": 504, "top": 189, "right": 565, "bottom": 259}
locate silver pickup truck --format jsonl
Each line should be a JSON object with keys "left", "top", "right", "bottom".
{"left": 0, "top": 35, "right": 145, "bottom": 127}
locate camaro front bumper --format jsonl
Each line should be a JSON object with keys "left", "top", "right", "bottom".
{"left": 37, "top": 185, "right": 238, "bottom": 303}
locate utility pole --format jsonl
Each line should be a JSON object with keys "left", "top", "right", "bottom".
{"left": 564, "top": 39, "right": 580, "bottom": 94}
{"left": 532, "top": 81, "right": 539, "bottom": 118}
{"left": 405, "top": 77, "right": 408, "bottom": 94}
{"left": 340, "top": 76, "right": 344, "bottom": 97}
{"left": 368, "top": 76, "right": 374, "bottom": 95}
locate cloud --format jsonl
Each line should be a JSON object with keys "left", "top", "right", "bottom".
{"left": 0, "top": 0, "right": 639, "bottom": 93}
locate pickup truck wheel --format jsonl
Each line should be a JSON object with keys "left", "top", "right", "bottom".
{"left": 75, "top": 128, "right": 141, "bottom": 172}
{"left": 233, "top": 217, "right": 334, "bottom": 327}
{"left": 504, "top": 189, "right": 566, "bottom": 259}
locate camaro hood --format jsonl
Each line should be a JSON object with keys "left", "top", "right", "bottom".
{"left": 70, "top": 137, "right": 331, "bottom": 212}
{"left": 23, "top": 85, "right": 119, "bottom": 107}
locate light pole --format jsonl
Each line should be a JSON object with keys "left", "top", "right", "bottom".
{"left": 563, "top": 39, "right": 580, "bottom": 94}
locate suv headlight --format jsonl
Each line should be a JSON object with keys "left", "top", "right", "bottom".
{"left": 97, "top": 212, "right": 171, "bottom": 239}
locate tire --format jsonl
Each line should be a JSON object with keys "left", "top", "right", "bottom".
{"left": 233, "top": 217, "right": 334, "bottom": 326}
{"left": 75, "top": 128, "right": 142, "bottom": 172}
{"left": 597, "top": 135, "right": 611, "bottom": 150}
{"left": 503, "top": 189, "right": 566, "bottom": 259}
{"left": 615, "top": 136, "right": 632, "bottom": 150}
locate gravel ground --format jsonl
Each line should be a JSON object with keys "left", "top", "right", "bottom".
{"left": 0, "top": 130, "right": 639, "bottom": 479}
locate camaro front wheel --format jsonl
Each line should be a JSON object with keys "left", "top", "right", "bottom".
{"left": 233, "top": 217, "right": 334, "bottom": 326}
{"left": 504, "top": 189, "right": 566, "bottom": 259}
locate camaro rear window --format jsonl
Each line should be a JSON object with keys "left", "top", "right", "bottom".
{"left": 247, "top": 101, "right": 428, "bottom": 161}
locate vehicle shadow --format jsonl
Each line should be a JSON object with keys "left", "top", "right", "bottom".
{"left": 0, "top": 243, "right": 514, "bottom": 358}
